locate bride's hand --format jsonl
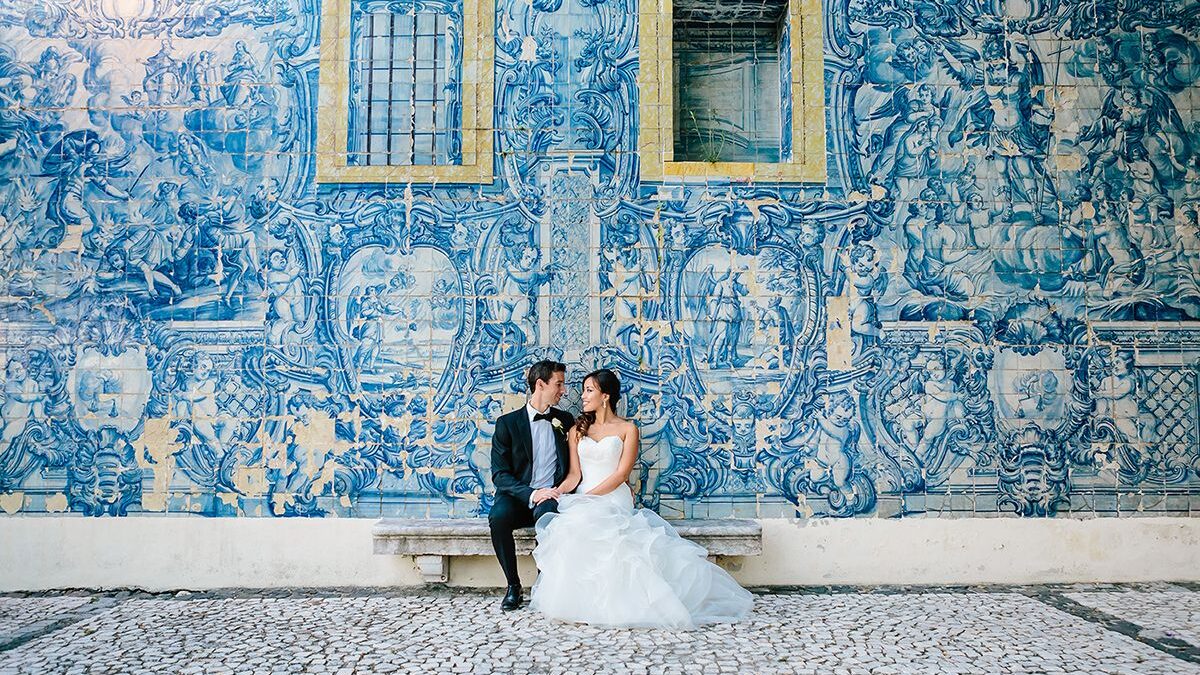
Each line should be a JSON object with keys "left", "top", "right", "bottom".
{"left": 532, "top": 487, "right": 561, "bottom": 504}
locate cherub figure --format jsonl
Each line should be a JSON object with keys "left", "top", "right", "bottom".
{"left": 849, "top": 244, "right": 887, "bottom": 346}
{"left": 729, "top": 399, "right": 762, "bottom": 485}
{"left": 173, "top": 351, "right": 232, "bottom": 457}
{"left": 1093, "top": 350, "right": 1155, "bottom": 446}
{"left": 798, "top": 392, "right": 859, "bottom": 504}
{"left": 264, "top": 248, "right": 308, "bottom": 344}
{"left": 0, "top": 358, "right": 47, "bottom": 449}
{"left": 491, "top": 244, "right": 554, "bottom": 345}
{"left": 915, "top": 353, "right": 962, "bottom": 463}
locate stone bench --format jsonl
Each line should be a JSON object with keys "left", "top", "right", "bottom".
{"left": 373, "top": 518, "right": 763, "bottom": 583}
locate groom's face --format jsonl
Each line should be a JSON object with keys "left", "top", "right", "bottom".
{"left": 540, "top": 372, "right": 566, "bottom": 406}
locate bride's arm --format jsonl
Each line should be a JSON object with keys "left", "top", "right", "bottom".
{"left": 556, "top": 427, "right": 582, "bottom": 494}
{"left": 585, "top": 424, "right": 639, "bottom": 496}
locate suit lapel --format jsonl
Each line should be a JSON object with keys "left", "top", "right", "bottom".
{"left": 514, "top": 406, "right": 534, "bottom": 464}
{"left": 550, "top": 408, "right": 569, "bottom": 476}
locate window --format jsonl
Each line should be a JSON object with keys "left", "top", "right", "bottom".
{"left": 674, "top": 1, "right": 785, "bottom": 163}
{"left": 352, "top": 11, "right": 455, "bottom": 166}
{"left": 639, "top": 0, "right": 825, "bottom": 182}
{"left": 318, "top": 0, "right": 494, "bottom": 183}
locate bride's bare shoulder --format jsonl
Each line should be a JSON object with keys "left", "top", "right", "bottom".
{"left": 621, "top": 419, "right": 640, "bottom": 440}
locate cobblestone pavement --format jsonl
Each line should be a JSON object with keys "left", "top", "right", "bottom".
{"left": 1067, "top": 591, "right": 1200, "bottom": 650}
{"left": 0, "top": 587, "right": 1198, "bottom": 674}
{"left": 0, "top": 598, "right": 91, "bottom": 637}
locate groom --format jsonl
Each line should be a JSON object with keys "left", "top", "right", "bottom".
{"left": 489, "top": 359, "right": 574, "bottom": 611}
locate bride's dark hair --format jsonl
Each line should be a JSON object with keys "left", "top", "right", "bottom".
{"left": 575, "top": 368, "right": 621, "bottom": 438}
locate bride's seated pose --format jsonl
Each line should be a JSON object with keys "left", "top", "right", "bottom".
{"left": 529, "top": 368, "right": 755, "bottom": 628}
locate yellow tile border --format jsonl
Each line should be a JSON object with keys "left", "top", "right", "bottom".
{"left": 639, "top": 0, "right": 826, "bottom": 184}
{"left": 316, "top": 0, "right": 495, "bottom": 184}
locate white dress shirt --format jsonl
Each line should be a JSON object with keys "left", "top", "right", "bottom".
{"left": 527, "top": 403, "right": 558, "bottom": 507}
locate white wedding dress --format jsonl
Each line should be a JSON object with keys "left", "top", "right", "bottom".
{"left": 529, "top": 435, "right": 754, "bottom": 628}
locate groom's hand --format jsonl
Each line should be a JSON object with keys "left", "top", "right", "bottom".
{"left": 531, "top": 487, "right": 561, "bottom": 504}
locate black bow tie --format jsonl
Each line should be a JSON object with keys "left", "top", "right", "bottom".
{"left": 533, "top": 411, "right": 554, "bottom": 423}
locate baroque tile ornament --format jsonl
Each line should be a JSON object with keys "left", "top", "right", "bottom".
{"left": 0, "top": 0, "right": 1198, "bottom": 520}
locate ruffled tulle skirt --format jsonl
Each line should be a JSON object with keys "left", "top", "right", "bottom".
{"left": 529, "top": 487, "right": 754, "bottom": 629}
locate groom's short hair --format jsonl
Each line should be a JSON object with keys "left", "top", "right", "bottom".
{"left": 527, "top": 360, "right": 566, "bottom": 392}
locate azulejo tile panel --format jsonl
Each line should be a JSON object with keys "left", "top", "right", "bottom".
{"left": 0, "top": 0, "right": 1198, "bottom": 520}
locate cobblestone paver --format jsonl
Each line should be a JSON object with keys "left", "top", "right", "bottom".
{"left": 0, "top": 592, "right": 1196, "bottom": 674}
{"left": 0, "top": 597, "right": 93, "bottom": 637}
{"left": 1068, "top": 590, "right": 1200, "bottom": 649}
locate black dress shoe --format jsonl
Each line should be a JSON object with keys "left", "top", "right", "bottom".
{"left": 501, "top": 585, "right": 523, "bottom": 611}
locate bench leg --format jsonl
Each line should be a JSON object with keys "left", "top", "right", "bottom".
{"left": 415, "top": 555, "right": 448, "bottom": 583}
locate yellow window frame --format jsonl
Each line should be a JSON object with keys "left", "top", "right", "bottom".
{"left": 638, "top": 0, "right": 826, "bottom": 183}
{"left": 316, "top": 0, "right": 495, "bottom": 183}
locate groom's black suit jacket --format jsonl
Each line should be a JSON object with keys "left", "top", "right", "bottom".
{"left": 491, "top": 406, "right": 575, "bottom": 505}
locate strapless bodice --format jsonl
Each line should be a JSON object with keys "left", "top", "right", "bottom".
{"left": 577, "top": 435, "right": 623, "bottom": 494}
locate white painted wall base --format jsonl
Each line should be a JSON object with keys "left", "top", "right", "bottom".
{"left": 2, "top": 516, "right": 1197, "bottom": 592}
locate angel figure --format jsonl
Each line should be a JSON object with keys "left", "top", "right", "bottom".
{"left": 490, "top": 244, "right": 555, "bottom": 346}
{"left": 939, "top": 34, "right": 1057, "bottom": 221}
{"left": 1079, "top": 83, "right": 1190, "bottom": 187}
{"left": 914, "top": 353, "right": 963, "bottom": 464}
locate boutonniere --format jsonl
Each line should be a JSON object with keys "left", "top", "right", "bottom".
{"left": 550, "top": 418, "right": 564, "bottom": 434}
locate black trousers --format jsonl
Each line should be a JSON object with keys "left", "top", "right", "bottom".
{"left": 488, "top": 492, "right": 558, "bottom": 587}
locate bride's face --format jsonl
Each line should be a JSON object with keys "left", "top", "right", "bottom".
{"left": 580, "top": 377, "right": 605, "bottom": 413}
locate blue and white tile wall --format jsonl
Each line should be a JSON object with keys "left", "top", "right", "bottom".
{"left": 0, "top": 0, "right": 1198, "bottom": 521}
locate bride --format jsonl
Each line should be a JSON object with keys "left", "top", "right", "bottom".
{"left": 528, "top": 368, "right": 754, "bottom": 628}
